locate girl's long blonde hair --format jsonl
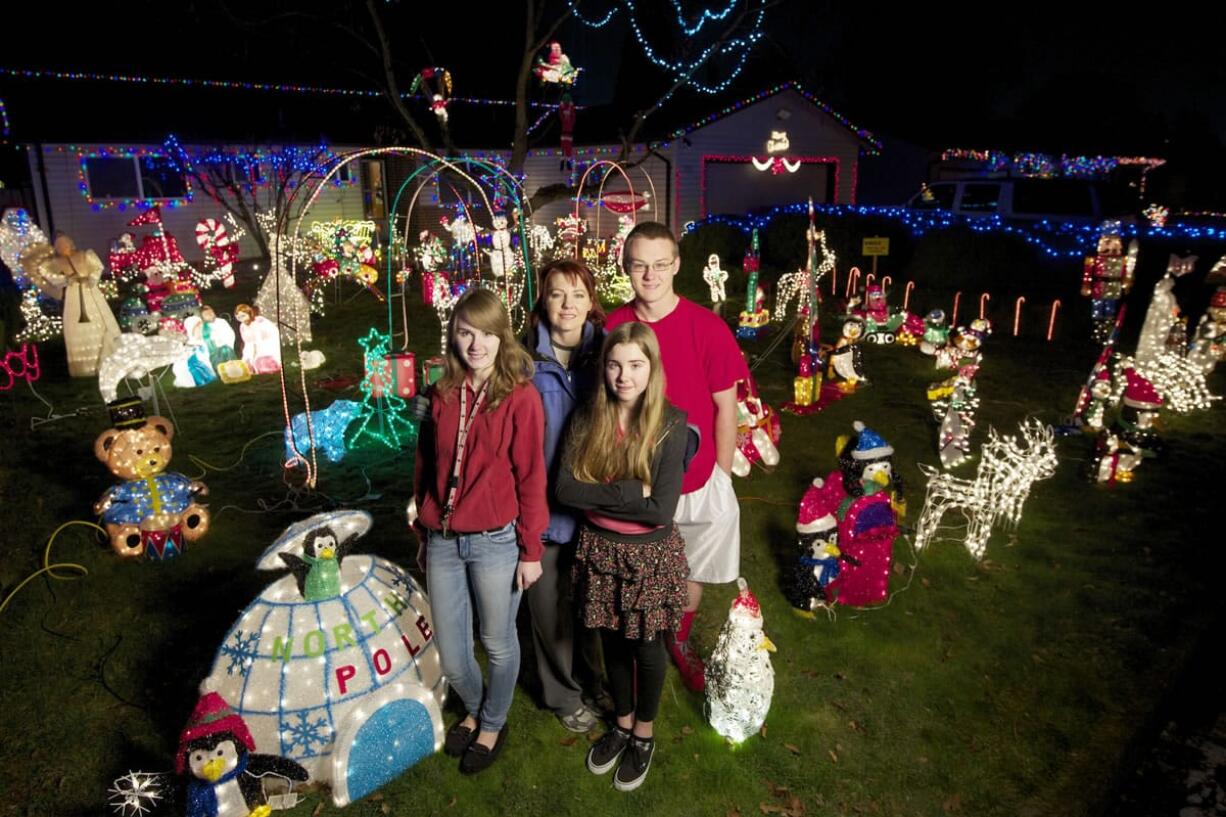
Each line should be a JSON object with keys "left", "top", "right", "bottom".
{"left": 436, "top": 288, "right": 534, "bottom": 409}
{"left": 566, "top": 322, "right": 668, "bottom": 486}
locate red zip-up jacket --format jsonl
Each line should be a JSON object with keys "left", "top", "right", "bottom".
{"left": 413, "top": 380, "right": 547, "bottom": 561}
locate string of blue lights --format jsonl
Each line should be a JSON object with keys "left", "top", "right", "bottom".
{"left": 685, "top": 203, "right": 1226, "bottom": 258}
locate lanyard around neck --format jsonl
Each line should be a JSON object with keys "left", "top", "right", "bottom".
{"left": 441, "top": 379, "right": 489, "bottom": 533}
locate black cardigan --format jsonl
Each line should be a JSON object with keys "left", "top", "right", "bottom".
{"left": 554, "top": 404, "right": 689, "bottom": 540}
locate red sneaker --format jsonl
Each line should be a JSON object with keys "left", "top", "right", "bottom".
{"left": 666, "top": 635, "right": 706, "bottom": 692}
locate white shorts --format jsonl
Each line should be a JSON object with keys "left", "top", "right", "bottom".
{"left": 674, "top": 467, "right": 741, "bottom": 584}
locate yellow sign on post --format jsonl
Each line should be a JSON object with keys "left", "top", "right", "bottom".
{"left": 862, "top": 237, "right": 890, "bottom": 256}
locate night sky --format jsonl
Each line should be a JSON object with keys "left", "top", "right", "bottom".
{"left": 3, "top": 2, "right": 1223, "bottom": 169}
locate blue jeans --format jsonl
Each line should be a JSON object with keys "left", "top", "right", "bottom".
{"left": 426, "top": 522, "right": 523, "bottom": 732}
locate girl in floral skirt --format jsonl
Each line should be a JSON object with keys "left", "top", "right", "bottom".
{"left": 555, "top": 322, "right": 690, "bottom": 792}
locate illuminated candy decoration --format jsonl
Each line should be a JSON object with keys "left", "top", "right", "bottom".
{"left": 0, "top": 344, "right": 40, "bottom": 391}
{"left": 26, "top": 235, "right": 122, "bottom": 377}
{"left": 731, "top": 375, "right": 781, "bottom": 477}
{"left": 914, "top": 419, "right": 1058, "bottom": 560}
{"left": 705, "top": 578, "right": 775, "bottom": 744}
{"left": 98, "top": 332, "right": 191, "bottom": 403}
{"left": 234, "top": 304, "right": 282, "bottom": 374}
{"left": 786, "top": 478, "right": 842, "bottom": 615}
{"left": 194, "top": 216, "right": 242, "bottom": 288}
{"left": 702, "top": 253, "right": 728, "bottom": 303}
{"left": 285, "top": 400, "right": 361, "bottom": 467}
{"left": 809, "top": 422, "right": 903, "bottom": 607}
{"left": 200, "top": 510, "right": 446, "bottom": 807}
{"left": 93, "top": 399, "right": 209, "bottom": 559}
{"left": 533, "top": 41, "right": 581, "bottom": 85}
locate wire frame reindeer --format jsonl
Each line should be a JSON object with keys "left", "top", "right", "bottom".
{"left": 913, "top": 418, "right": 1058, "bottom": 560}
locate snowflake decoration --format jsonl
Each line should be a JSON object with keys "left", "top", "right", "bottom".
{"left": 282, "top": 708, "right": 333, "bottom": 758}
{"left": 386, "top": 566, "right": 413, "bottom": 595}
{"left": 107, "top": 771, "right": 167, "bottom": 817}
{"left": 220, "top": 630, "right": 260, "bottom": 677}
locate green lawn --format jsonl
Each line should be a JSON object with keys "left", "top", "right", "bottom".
{"left": 1, "top": 261, "right": 1222, "bottom": 817}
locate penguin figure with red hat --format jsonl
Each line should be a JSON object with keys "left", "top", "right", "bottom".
{"left": 785, "top": 479, "right": 843, "bottom": 616}
{"left": 177, "top": 692, "right": 307, "bottom": 817}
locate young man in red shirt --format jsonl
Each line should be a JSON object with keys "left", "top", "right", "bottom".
{"left": 604, "top": 222, "right": 747, "bottom": 691}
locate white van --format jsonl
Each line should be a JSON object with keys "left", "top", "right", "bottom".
{"left": 905, "top": 178, "right": 1133, "bottom": 224}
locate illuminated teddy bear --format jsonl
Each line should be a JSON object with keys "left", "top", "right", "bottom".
{"left": 93, "top": 397, "right": 209, "bottom": 559}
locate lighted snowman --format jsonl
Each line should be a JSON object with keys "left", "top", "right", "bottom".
{"left": 200, "top": 510, "right": 445, "bottom": 807}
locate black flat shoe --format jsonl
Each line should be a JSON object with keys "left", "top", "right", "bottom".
{"left": 444, "top": 720, "right": 477, "bottom": 757}
{"left": 459, "top": 725, "right": 508, "bottom": 774}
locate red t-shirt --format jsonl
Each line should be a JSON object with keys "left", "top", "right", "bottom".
{"left": 413, "top": 381, "right": 548, "bottom": 561}
{"left": 606, "top": 297, "right": 748, "bottom": 493}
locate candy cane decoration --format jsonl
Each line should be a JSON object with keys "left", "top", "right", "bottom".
{"left": 845, "top": 266, "right": 861, "bottom": 298}
{"left": 881, "top": 275, "right": 892, "bottom": 293}
{"left": 195, "top": 218, "right": 238, "bottom": 288}
{"left": 830, "top": 265, "right": 838, "bottom": 295}
{"left": 1013, "top": 296, "right": 1025, "bottom": 336}
{"left": 903, "top": 281, "right": 915, "bottom": 312}
{"left": 1047, "top": 300, "right": 1061, "bottom": 341}
{"left": 865, "top": 272, "right": 876, "bottom": 292}
{"left": 979, "top": 292, "right": 990, "bottom": 320}
{"left": 951, "top": 291, "right": 962, "bottom": 327}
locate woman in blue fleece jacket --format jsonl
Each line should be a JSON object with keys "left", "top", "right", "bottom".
{"left": 524, "top": 259, "right": 606, "bottom": 732}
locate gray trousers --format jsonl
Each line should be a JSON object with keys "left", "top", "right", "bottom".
{"left": 524, "top": 542, "right": 600, "bottom": 714}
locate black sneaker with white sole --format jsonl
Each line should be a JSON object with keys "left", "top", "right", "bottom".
{"left": 613, "top": 736, "right": 655, "bottom": 792}
{"left": 586, "top": 726, "right": 631, "bottom": 775}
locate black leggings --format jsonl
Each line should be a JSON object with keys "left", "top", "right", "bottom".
{"left": 601, "top": 629, "right": 668, "bottom": 723}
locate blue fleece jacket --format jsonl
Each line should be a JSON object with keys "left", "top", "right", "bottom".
{"left": 528, "top": 320, "right": 602, "bottom": 545}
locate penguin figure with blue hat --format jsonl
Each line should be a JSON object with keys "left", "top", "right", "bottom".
{"left": 803, "top": 422, "right": 903, "bottom": 607}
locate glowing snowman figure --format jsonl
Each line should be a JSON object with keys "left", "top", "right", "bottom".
{"left": 200, "top": 510, "right": 445, "bottom": 807}
{"left": 705, "top": 578, "right": 776, "bottom": 743}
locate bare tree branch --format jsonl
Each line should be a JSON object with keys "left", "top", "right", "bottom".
{"left": 364, "top": 0, "right": 435, "bottom": 151}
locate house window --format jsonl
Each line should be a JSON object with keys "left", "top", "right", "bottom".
{"left": 83, "top": 157, "right": 141, "bottom": 199}
{"left": 83, "top": 156, "right": 189, "bottom": 200}
{"left": 139, "top": 156, "right": 189, "bottom": 198}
